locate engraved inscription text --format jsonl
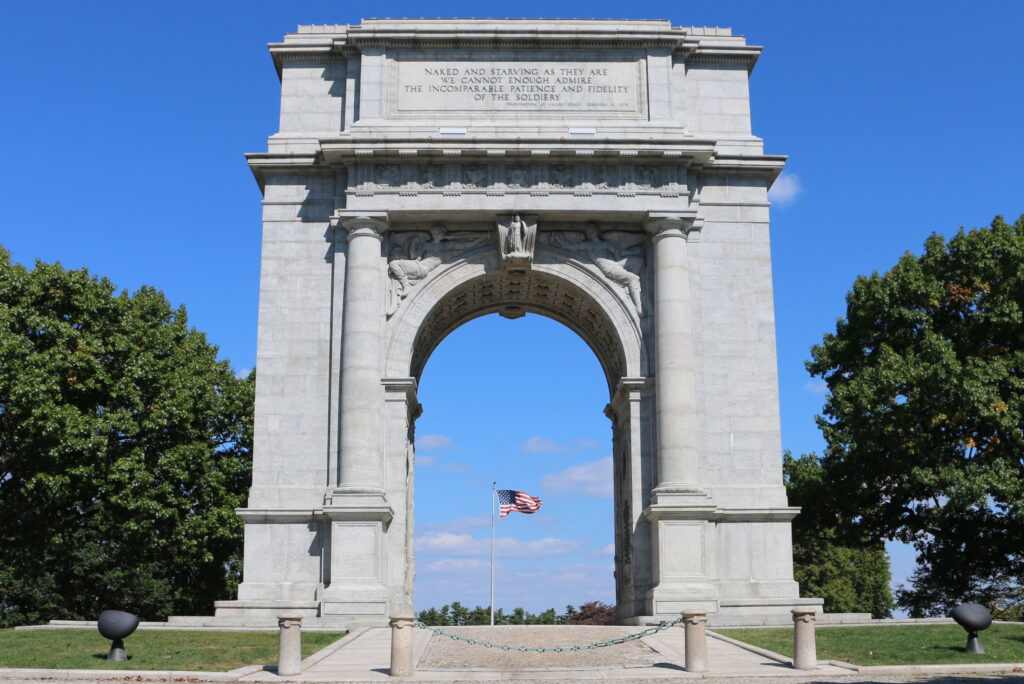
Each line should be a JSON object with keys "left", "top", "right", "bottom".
{"left": 395, "top": 59, "right": 641, "bottom": 114}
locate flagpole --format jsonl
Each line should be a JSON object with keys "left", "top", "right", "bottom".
{"left": 490, "top": 481, "right": 496, "bottom": 626}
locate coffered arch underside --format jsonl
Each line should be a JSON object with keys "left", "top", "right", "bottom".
{"left": 384, "top": 250, "right": 646, "bottom": 391}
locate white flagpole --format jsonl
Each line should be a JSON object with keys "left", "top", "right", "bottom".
{"left": 490, "top": 481, "right": 496, "bottom": 626}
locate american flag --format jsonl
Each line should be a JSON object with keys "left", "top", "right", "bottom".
{"left": 497, "top": 489, "right": 542, "bottom": 517}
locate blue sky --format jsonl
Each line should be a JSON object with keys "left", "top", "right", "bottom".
{"left": 2, "top": 1, "right": 1021, "bottom": 614}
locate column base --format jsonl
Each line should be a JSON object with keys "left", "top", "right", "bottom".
{"left": 320, "top": 490, "right": 395, "bottom": 627}
{"left": 646, "top": 582, "right": 720, "bottom": 618}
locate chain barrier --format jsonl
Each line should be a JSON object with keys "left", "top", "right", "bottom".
{"left": 414, "top": 616, "right": 684, "bottom": 653}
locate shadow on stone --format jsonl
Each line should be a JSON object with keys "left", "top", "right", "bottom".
{"left": 650, "top": 662, "right": 684, "bottom": 671}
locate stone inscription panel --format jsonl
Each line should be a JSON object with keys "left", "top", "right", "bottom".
{"left": 388, "top": 50, "right": 646, "bottom": 119}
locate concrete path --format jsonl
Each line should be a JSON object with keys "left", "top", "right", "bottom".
{"left": 238, "top": 625, "right": 854, "bottom": 681}
{"left": 3, "top": 625, "right": 1019, "bottom": 684}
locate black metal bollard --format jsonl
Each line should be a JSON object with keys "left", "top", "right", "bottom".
{"left": 951, "top": 603, "right": 993, "bottom": 655}
{"left": 97, "top": 610, "right": 140, "bottom": 662}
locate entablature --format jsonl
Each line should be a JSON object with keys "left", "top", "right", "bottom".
{"left": 245, "top": 143, "right": 785, "bottom": 193}
{"left": 318, "top": 136, "right": 718, "bottom": 165}
{"left": 267, "top": 19, "right": 761, "bottom": 79}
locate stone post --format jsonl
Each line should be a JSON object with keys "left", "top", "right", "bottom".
{"left": 791, "top": 608, "right": 817, "bottom": 670}
{"left": 645, "top": 215, "right": 702, "bottom": 495}
{"left": 277, "top": 613, "right": 303, "bottom": 676}
{"left": 336, "top": 213, "right": 389, "bottom": 490}
{"left": 681, "top": 610, "right": 709, "bottom": 673}
{"left": 389, "top": 614, "right": 416, "bottom": 677}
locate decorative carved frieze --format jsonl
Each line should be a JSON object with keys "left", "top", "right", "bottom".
{"left": 386, "top": 227, "right": 489, "bottom": 316}
{"left": 541, "top": 226, "right": 647, "bottom": 317}
{"left": 347, "top": 162, "right": 686, "bottom": 198}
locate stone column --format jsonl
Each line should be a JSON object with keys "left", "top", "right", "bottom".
{"left": 791, "top": 608, "right": 817, "bottom": 670}
{"left": 389, "top": 614, "right": 416, "bottom": 677}
{"left": 336, "top": 213, "right": 389, "bottom": 491}
{"left": 682, "top": 610, "right": 709, "bottom": 673}
{"left": 277, "top": 613, "right": 303, "bottom": 676}
{"left": 321, "top": 213, "right": 393, "bottom": 617}
{"left": 644, "top": 214, "right": 702, "bottom": 496}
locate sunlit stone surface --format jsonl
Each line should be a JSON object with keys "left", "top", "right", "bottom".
{"left": 211, "top": 18, "right": 822, "bottom": 629}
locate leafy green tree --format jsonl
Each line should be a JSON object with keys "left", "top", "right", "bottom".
{"left": 563, "top": 601, "right": 616, "bottom": 625}
{"left": 784, "top": 452, "right": 893, "bottom": 617}
{"left": 806, "top": 215, "right": 1024, "bottom": 616}
{"left": 0, "top": 248, "right": 254, "bottom": 627}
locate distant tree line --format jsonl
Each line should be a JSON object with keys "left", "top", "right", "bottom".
{"left": 418, "top": 601, "right": 616, "bottom": 626}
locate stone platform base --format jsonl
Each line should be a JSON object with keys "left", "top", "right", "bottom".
{"left": 617, "top": 597, "right": 871, "bottom": 628}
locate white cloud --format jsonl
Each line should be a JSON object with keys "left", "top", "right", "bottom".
{"left": 545, "top": 562, "right": 617, "bottom": 583}
{"left": 540, "top": 457, "right": 613, "bottom": 499}
{"left": 416, "top": 454, "right": 437, "bottom": 466}
{"left": 523, "top": 437, "right": 602, "bottom": 454}
{"left": 768, "top": 173, "right": 804, "bottom": 206}
{"left": 417, "top": 434, "right": 455, "bottom": 450}
{"left": 415, "top": 532, "right": 585, "bottom": 558}
{"left": 423, "top": 558, "right": 491, "bottom": 572}
{"left": 440, "top": 516, "right": 490, "bottom": 532}
{"left": 523, "top": 437, "right": 568, "bottom": 454}
{"left": 235, "top": 367, "right": 251, "bottom": 379}
{"left": 803, "top": 379, "right": 828, "bottom": 395}
{"left": 596, "top": 543, "right": 616, "bottom": 556}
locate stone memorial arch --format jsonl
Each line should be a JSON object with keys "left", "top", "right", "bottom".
{"left": 213, "top": 19, "right": 821, "bottom": 628}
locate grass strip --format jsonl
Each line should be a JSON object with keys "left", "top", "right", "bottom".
{"left": 717, "top": 623, "right": 1024, "bottom": 666}
{"left": 0, "top": 628, "right": 346, "bottom": 671}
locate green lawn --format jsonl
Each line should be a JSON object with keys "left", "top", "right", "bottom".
{"left": 718, "top": 623, "right": 1024, "bottom": 666}
{"left": 0, "top": 629, "right": 346, "bottom": 671}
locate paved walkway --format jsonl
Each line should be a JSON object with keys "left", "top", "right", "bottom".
{"left": 2, "top": 625, "right": 1019, "bottom": 683}
{"left": 238, "top": 625, "right": 854, "bottom": 682}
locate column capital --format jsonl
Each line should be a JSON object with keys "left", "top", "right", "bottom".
{"left": 277, "top": 613, "right": 304, "bottom": 628}
{"left": 792, "top": 608, "right": 817, "bottom": 623}
{"left": 644, "top": 212, "right": 703, "bottom": 241}
{"left": 681, "top": 610, "right": 708, "bottom": 625}
{"left": 330, "top": 211, "right": 389, "bottom": 239}
{"left": 383, "top": 377, "right": 422, "bottom": 422}
{"left": 389, "top": 614, "right": 416, "bottom": 627}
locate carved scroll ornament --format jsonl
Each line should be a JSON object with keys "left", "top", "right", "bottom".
{"left": 386, "top": 227, "right": 488, "bottom": 316}
{"left": 545, "top": 226, "right": 646, "bottom": 317}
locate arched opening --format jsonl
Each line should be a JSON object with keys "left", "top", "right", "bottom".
{"left": 408, "top": 269, "right": 630, "bottom": 390}
{"left": 412, "top": 313, "right": 613, "bottom": 614}
{"left": 387, "top": 261, "right": 652, "bottom": 620}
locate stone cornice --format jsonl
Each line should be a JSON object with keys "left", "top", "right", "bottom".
{"left": 343, "top": 21, "right": 688, "bottom": 49}
{"left": 705, "top": 154, "right": 787, "bottom": 182}
{"left": 243, "top": 148, "right": 786, "bottom": 193}
{"left": 643, "top": 506, "right": 801, "bottom": 523}
{"left": 318, "top": 137, "right": 719, "bottom": 165}
{"left": 682, "top": 45, "right": 762, "bottom": 73}
{"left": 245, "top": 152, "right": 320, "bottom": 192}
{"left": 267, "top": 20, "right": 763, "bottom": 75}
{"left": 235, "top": 508, "right": 320, "bottom": 523}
